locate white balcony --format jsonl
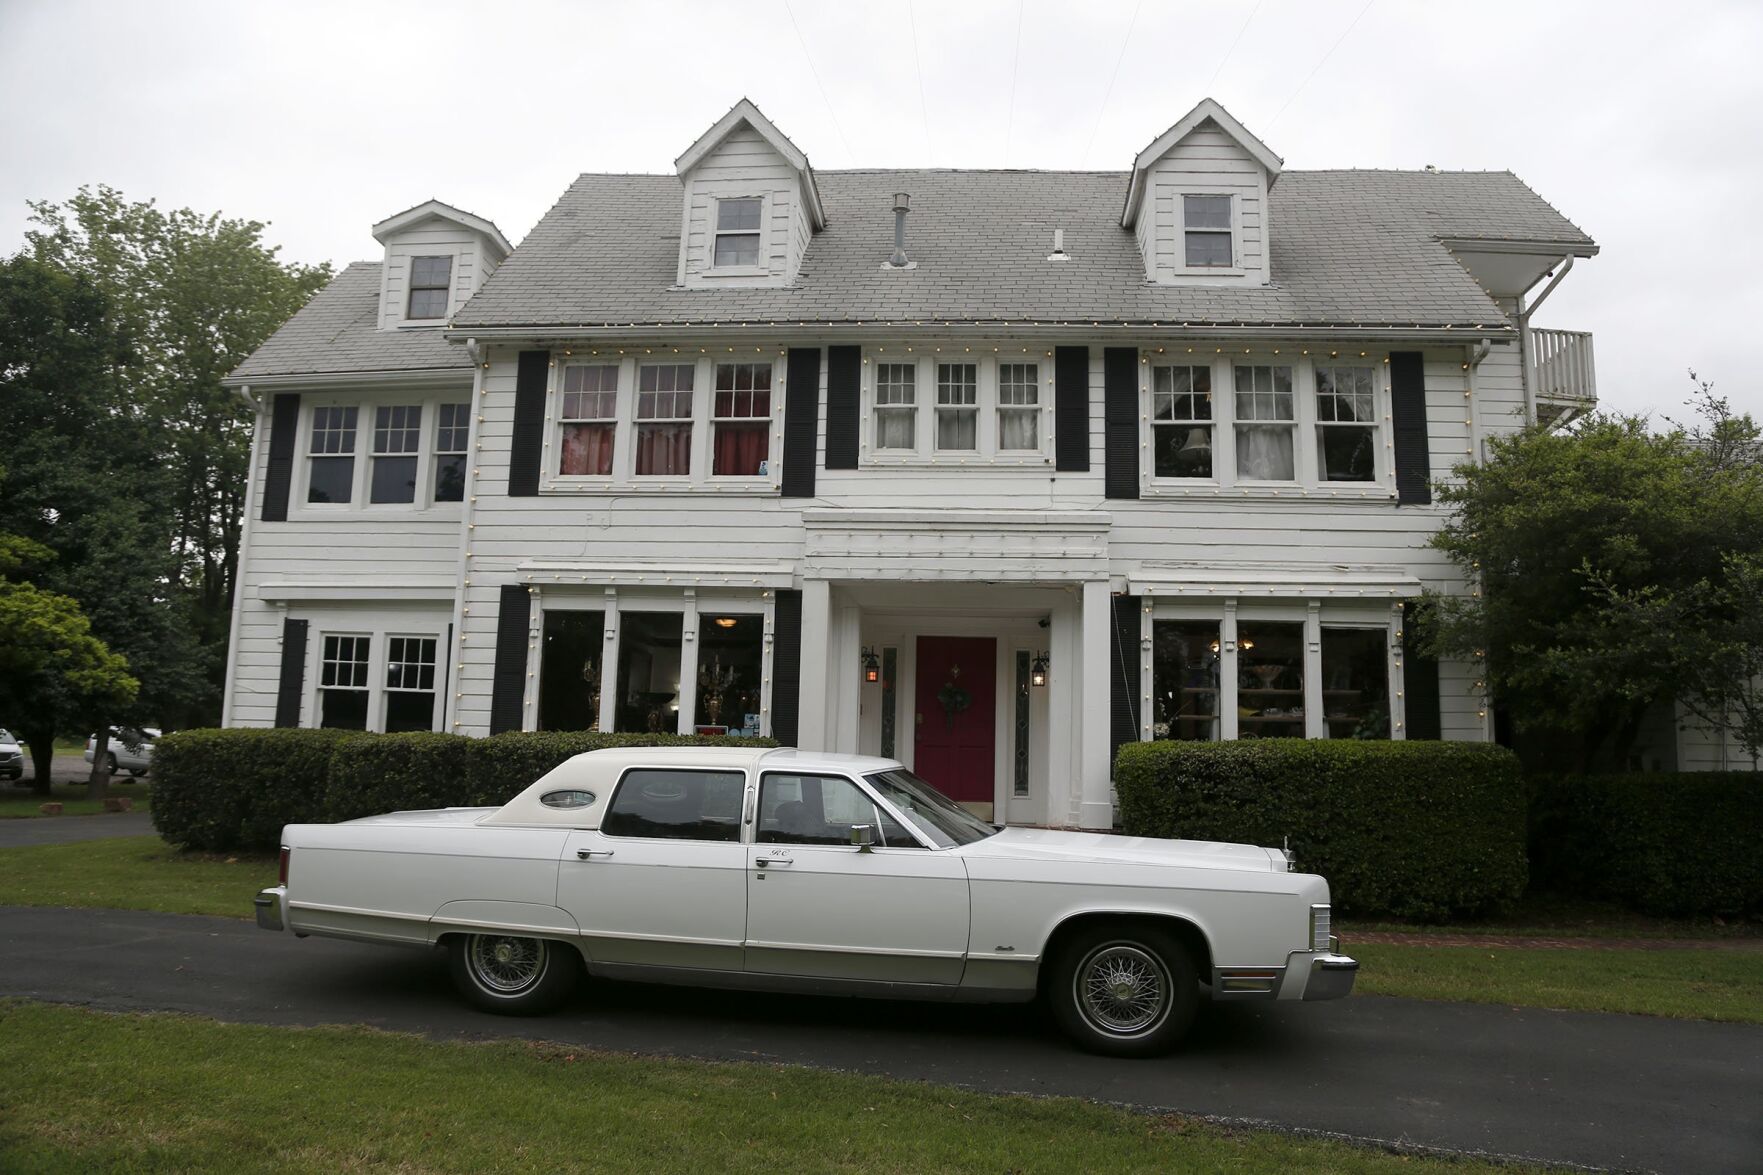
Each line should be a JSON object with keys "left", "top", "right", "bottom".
{"left": 1527, "top": 328, "right": 1597, "bottom": 425}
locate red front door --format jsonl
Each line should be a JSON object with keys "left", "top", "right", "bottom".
{"left": 913, "top": 636, "right": 996, "bottom": 804}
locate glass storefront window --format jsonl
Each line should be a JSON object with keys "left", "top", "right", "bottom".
{"left": 1236, "top": 621, "right": 1304, "bottom": 738}
{"left": 1152, "top": 621, "right": 1221, "bottom": 741}
{"left": 615, "top": 612, "right": 684, "bottom": 733}
{"left": 1321, "top": 627, "right": 1390, "bottom": 738}
{"left": 540, "top": 611, "right": 606, "bottom": 731}
{"left": 694, "top": 614, "right": 763, "bottom": 736}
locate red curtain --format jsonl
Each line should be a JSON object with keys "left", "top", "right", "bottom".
{"left": 636, "top": 424, "right": 692, "bottom": 475}
{"left": 560, "top": 423, "right": 613, "bottom": 475}
{"left": 714, "top": 422, "right": 769, "bottom": 476}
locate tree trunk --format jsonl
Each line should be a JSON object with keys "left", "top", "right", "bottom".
{"left": 25, "top": 735, "right": 55, "bottom": 798}
{"left": 86, "top": 727, "right": 112, "bottom": 802}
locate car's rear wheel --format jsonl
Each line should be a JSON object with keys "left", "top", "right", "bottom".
{"left": 447, "top": 933, "right": 577, "bottom": 1015}
{"left": 1048, "top": 924, "right": 1199, "bottom": 1057}
{"left": 105, "top": 752, "right": 118, "bottom": 774}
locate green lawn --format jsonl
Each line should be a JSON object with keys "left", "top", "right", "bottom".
{"left": 0, "top": 780, "right": 152, "bottom": 819}
{"left": 0, "top": 835, "right": 272, "bottom": 918}
{"left": 1342, "top": 892, "right": 1763, "bottom": 942}
{"left": 1352, "top": 943, "right": 1763, "bottom": 1024}
{"left": 0, "top": 1001, "right": 1546, "bottom": 1175}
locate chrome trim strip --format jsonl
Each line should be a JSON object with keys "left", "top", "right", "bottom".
{"left": 1209, "top": 964, "right": 1289, "bottom": 1000}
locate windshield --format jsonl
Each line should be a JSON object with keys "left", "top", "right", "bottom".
{"left": 865, "top": 769, "right": 999, "bottom": 848}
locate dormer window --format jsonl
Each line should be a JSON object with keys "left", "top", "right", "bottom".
{"left": 712, "top": 198, "right": 763, "bottom": 268}
{"left": 406, "top": 255, "right": 453, "bottom": 319}
{"left": 1183, "top": 195, "right": 1233, "bottom": 268}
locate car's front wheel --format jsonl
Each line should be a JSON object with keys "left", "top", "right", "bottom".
{"left": 447, "top": 933, "right": 578, "bottom": 1015}
{"left": 1048, "top": 924, "right": 1199, "bottom": 1057}
{"left": 105, "top": 752, "right": 118, "bottom": 774}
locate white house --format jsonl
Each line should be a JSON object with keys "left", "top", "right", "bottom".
{"left": 226, "top": 98, "right": 1722, "bottom": 826}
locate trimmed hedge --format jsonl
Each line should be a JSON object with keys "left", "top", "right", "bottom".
{"left": 1115, "top": 739, "right": 1527, "bottom": 919}
{"left": 154, "top": 728, "right": 777, "bottom": 852}
{"left": 152, "top": 728, "right": 365, "bottom": 852}
{"left": 1530, "top": 772, "right": 1763, "bottom": 917}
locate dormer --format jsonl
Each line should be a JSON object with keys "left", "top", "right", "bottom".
{"left": 372, "top": 200, "right": 512, "bottom": 330}
{"left": 674, "top": 99, "right": 826, "bottom": 289}
{"left": 1120, "top": 98, "right": 1282, "bottom": 288}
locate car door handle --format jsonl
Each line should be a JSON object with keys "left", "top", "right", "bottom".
{"left": 755, "top": 857, "right": 792, "bottom": 868}
{"left": 576, "top": 849, "right": 615, "bottom": 860}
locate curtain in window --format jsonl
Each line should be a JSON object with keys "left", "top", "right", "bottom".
{"left": 999, "top": 411, "right": 1038, "bottom": 451}
{"left": 937, "top": 411, "right": 977, "bottom": 451}
{"left": 560, "top": 423, "right": 613, "bottom": 475}
{"left": 1236, "top": 425, "right": 1295, "bottom": 480}
{"left": 635, "top": 424, "right": 692, "bottom": 475}
{"left": 876, "top": 410, "right": 915, "bottom": 450}
{"left": 713, "top": 422, "right": 770, "bottom": 476}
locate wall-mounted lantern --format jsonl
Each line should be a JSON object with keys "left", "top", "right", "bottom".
{"left": 1030, "top": 651, "right": 1049, "bottom": 688}
{"left": 862, "top": 647, "right": 881, "bottom": 684}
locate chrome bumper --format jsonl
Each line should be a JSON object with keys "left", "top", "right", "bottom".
{"left": 1303, "top": 952, "right": 1359, "bottom": 1001}
{"left": 254, "top": 886, "right": 286, "bottom": 932}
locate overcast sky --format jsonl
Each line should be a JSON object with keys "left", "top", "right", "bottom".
{"left": 3, "top": 0, "right": 1758, "bottom": 419}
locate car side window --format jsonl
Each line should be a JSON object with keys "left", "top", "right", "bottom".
{"left": 757, "top": 773, "right": 922, "bottom": 848}
{"left": 601, "top": 769, "right": 745, "bottom": 842}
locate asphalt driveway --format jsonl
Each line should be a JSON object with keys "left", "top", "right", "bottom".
{"left": 1, "top": 906, "right": 1757, "bottom": 1172}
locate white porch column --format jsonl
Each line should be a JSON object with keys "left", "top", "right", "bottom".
{"left": 798, "top": 578, "right": 832, "bottom": 750}
{"left": 1045, "top": 593, "right": 1079, "bottom": 826}
{"left": 832, "top": 598, "right": 863, "bottom": 752}
{"left": 1078, "top": 580, "right": 1113, "bottom": 830}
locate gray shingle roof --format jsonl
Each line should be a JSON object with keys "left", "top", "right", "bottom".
{"left": 228, "top": 262, "right": 470, "bottom": 381}
{"left": 451, "top": 168, "right": 1594, "bottom": 332}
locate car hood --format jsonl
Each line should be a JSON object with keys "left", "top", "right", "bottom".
{"left": 957, "top": 827, "right": 1286, "bottom": 873}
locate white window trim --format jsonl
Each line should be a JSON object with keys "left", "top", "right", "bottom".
{"left": 309, "top": 627, "right": 445, "bottom": 733}
{"left": 1172, "top": 189, "right": 1244, "bottom": 277}
{"left": 294, "top": 393, "right": 470, "bottom": 519}
{"left": 708, "top": 193, "right": 770, "bottom": 276}
{"left": 403, "top": 254, "right": 455, "bottom": 322}
{"left": 1138, "top": 598, "right": 1405, "bottom": 743}
{"left": 541, "top": 350, "right": 784, "bottom": 495}
{"left": 383, "top": 243, "right": 469, "bottom": 329}
{"left": 523, "top": 588, "right": 775, "bottom": 737}
{"left": 1138, "top": 347, "right": 1395, "bottom": 500}
{"left": 859, "top": 346, "right": 1056, "bottom": 467}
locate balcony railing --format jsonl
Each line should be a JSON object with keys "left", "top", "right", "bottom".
{"left": 1527, "top": 328, "right": 1597, "bottom": 421}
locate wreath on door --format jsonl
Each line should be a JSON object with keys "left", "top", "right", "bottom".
{"left": 936, "top": 663, "right": 971, "bottom": 728}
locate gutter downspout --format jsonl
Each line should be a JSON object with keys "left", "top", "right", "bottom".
{"left": 1516, "top": 255, "right": 1574, "bottom": 424}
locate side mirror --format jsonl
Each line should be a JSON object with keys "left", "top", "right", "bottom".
{"left": 848, "top": 823, "right": 876, "bottom": 852}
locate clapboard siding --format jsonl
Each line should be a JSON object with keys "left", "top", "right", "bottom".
{"left": 378, "top": 219, "right": 493, "bottom": 327}
{"left": 1140, "top": 125, "right": 1269, "bottom": 286}
{"left": 680, "top": 125, "right": 809, "bottom": 287}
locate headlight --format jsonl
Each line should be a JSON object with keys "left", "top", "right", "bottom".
{"left": 1310, "top": 904, "right": 1332, "bottom": 952}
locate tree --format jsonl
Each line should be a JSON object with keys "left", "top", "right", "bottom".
{"left": 23, "top": 187, "right": 331, "bottom": 724}
{"left": 1423, "top": 389, "right": 1763, "bottom": 769}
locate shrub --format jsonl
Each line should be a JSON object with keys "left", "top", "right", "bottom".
{"left": 1531, "top": 773, "right": 1763, "bottom": 916}
{"left": 1115, "top": 739, "right": 1527, "bottom": 920}
{"left": 152, "top": 728, "right": 363, "bottom": 852}
{"left": 323, "top": 732, "right": 474, "bottom": 823}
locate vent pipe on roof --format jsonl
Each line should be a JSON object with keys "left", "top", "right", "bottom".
{"left": 889, "top": 192, "right": 911, "bottom": 267}
{"left": 1047, "top": 228, "right": 1070, "bottom": 262}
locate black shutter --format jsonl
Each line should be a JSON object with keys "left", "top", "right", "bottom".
{"left": 260, "top": 393, "right": 300, "bottom": 522}
{"left": 824, "top": 345, "right": 861, "bottom": 470}
{"left": 1390, "top": 351, "right": 1432, "bottom": 505}
{"left": 770, "top": 589, "right": 803, "bottom": 746}
{"left": 1054, "top": 346, "right": 1090, "bottom": 472}
{"left": 274, "top": 618, "right": 308, "bottom": 728}
{"left": 1110, "top": 594, "right": 1141, "bottom": 766}
{"left": 1103, "top": 347, "right": 1139, "bottom": 499}
{"left": 508, "top": 350, "right": 549, "bottom": 497}
{"left": 1402, "top": 601, "right": 1442, "bottom": 740}
{"left": 489, "top": 584, "right": 531, "bottom": 734}
{"left": 781, "top": 347, "right": 821, "bottom": 497}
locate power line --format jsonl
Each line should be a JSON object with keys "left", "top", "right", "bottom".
{"left": 1266, "top": 0, "right": 1376, "bottom": 130}
{"left": 782, "top": 0, "right": 857, "bottom": 164}
{"left": 1205, "top": 0, "right": 1264, "bottom": 95}
{"left": 1004, "top": 0, "right": 1026, "bottom": 166}
{"left": 1082, "top": 0, "right": 1144, "bottom": 167}
{"left": 907, "top": 0, "right": 934, "bottom": 165}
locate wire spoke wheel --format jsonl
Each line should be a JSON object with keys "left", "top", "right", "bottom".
{"left": 467, "top": 935, "right": 547, "bottom": 995}
{"left": 1075, "top": 943, "right": 1170, "bottom": 1036}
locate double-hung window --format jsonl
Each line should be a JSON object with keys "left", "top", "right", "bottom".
{"left": 1152, "top": 365, "right": 1213, "bottom": 478}
{"left": 712, "top": 197, "right": 763, "bottom": 268}
{"left": 935, "top": 363, "right": 978, "bottom": 451}
{"left": 1234, "top": 364, "right": 1296, "bottom": 481}
{"left": 634, "top": 363, "right": 694, "bottom": 477}
{"left": 319, "top": 634, "right": 371, "bottom": 729}
{"left": 713, "top": 362, "right": 771, "bottom": 476}
{"left": 406, "top": 255, "right": 452, "bottom": 319}
{"left": 559, "top": 364, "right": 618, "bottom": 477}
{"left": 1183, "top": 195, "right": 1233, "bottom": 268}
{"left": 1315, "top": 365, "right": 1378, "bottom": 482}
{"left": 369, "top": 405, "right": 422, "bottom": 504}
{"left": 874, "top": 363, "right": 918, "bottom": 451}
{"left": 306, "top": 406, "right": 358, "bottom": 503}
{"left": 997, "top": 362, "right": 1040, "bottom": 451}
{"left": 383, "top": 635, "right": 439, "bottom": 732}
{"left": 433, "top": 403, "right": 469, "bottom": 502}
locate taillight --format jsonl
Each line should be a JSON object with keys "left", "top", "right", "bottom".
{"left": 278, "top": 847, "right": 290, "bottom": 886}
